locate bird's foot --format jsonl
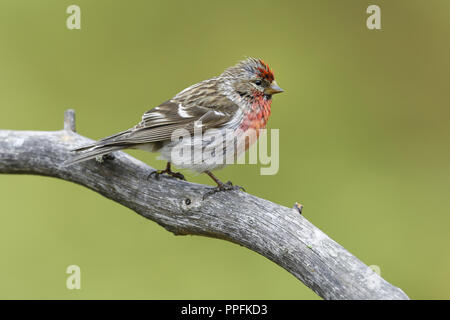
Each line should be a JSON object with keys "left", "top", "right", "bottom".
{"left": 147, "top": 168, "right": 186, "bottom": 181}
{"left": 203, "top": 181, "right": 245, "bottom": 199}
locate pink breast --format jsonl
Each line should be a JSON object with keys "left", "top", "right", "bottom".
{"left": 238, "top": 97, "right": 272, "bottom": 150}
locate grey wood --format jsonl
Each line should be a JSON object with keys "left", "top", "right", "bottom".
{"left": 0, "top": 110, "right": 409, "bottom": 300}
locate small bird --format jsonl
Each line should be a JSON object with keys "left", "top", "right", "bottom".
{"left": 66, "top": 58, "right": 283, "bottom": 193}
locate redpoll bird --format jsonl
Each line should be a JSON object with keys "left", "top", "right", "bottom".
{"left": 66, "top": 58, "right": 283, "bottom": 193}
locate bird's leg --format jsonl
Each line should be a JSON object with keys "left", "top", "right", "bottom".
{"left": 148, "top": 162, "right": 186, "bottom": 181}
{"left": 203, "top": 171, "right": 245, "bottom": 199}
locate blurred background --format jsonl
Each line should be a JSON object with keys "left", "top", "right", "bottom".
{"left": 0, "top": 0, "right": 449, "bottom": 299}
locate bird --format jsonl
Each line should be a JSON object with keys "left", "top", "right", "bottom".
{"left": 65, "top": 57, "right": 283, "bottom": 194}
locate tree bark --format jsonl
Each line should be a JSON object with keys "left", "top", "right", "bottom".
{"left": 0, "top": 110, "right": 409, "bottom": 300}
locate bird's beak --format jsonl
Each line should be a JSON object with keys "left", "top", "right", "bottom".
{"left": 265, "top": 81, "right": 284, "bottom": 95}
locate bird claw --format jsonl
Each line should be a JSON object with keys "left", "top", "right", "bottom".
{"left": 223, "top": 181, "right": 245, "bottom": 192}
{"left": 203, "top": 181, "right": 245, "bottom": 199}
{"left": 147, "top": 169, "right": 186, "bottom": 181}
{"left": 147, "top": 170, "right": 161, "bottom": 181}
{"left": 170, "top": 171, "right": 186, "bottom": 180}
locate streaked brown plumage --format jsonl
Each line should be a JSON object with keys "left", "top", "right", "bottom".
{"left": 66, "top": 58, "right": 283, "bottom": 192}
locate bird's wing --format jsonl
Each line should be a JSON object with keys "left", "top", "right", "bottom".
{"left": 66, "top": 97, "right": 240, "bottom": 165}
{"left": 82, "top": 94, "right": 240, "bottom": 150}
{"left": 66, "top": 81, "right": 242, "bottom": 166}
{"left": 123, "top": 97, "right": 239, "bottom": 144}
{"left": 73, "top": 78, "right": 240, "bottom": 152}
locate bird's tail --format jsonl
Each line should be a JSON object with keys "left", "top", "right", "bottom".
{"left": 63, "top": 145, "right": 126, "bottom": 166}
{"left": 64, "top": 129, "right": 134, "bottom": 166}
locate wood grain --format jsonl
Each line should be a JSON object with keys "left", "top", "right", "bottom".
{"left": 0, "top": 110, "right": 409, "bottom": 300}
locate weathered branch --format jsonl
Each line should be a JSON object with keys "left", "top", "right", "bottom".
{"left": 0, "top": 110, "right": 409, "bottom": 300}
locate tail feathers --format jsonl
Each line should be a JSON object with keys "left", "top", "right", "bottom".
{"left": 65, "top": 129, "right": 134, "bottom": 166}
{"left": 71, "top": 129, "right": 132, "bottom": 153}
{"left": 71, "top": 143, "right": 100, "bottom": 153}
{"left": 64, "top": 145, "right": 125, "bottom": 166}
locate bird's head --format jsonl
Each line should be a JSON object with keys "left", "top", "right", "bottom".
{"left": 221, "top": 57, "right": 284, "bottom": 100}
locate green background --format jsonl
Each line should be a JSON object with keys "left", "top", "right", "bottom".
{"left": 0, "top": 0, "right": 449, "bottom": 299}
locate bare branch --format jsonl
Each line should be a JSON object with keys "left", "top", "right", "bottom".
{"left": 64, "top": 109, "right": 76, "bottom": 132}
{"left": 0, "top": 110, "right": 409, "bottom": 300}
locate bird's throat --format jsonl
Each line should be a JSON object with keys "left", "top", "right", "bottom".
{"left": 239, "top": 95, "right": 272, "bottom": 134}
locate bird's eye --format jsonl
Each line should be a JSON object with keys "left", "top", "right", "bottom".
{"left": 254, "top": 80, "right": 262, "bottom": 86}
